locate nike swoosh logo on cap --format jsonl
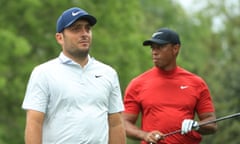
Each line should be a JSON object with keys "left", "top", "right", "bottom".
{"left": 72, "top": 11, "right": 81, "bottom": 16}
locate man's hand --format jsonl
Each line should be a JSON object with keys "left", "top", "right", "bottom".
{"left": 181, "top": 119, "right": 199, "bottom": 134}
{"left": 144, "top": 131, "right": 164, "bottom": 144}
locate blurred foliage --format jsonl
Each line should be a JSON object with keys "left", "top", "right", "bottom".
{"left": 0, "top": 0, "right": 239, "bottom": 144}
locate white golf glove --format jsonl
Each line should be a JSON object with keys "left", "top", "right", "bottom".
{"left": 181, "top": 119, "right": 200, "bottom": 134}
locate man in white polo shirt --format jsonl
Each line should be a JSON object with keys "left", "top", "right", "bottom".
{"left": 22, "top": 7, "right": 126, "bottom": 144}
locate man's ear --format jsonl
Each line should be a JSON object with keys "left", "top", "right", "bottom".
{"left": 173, "top": 44, "right": 180, "bottom": 55}
{"left": 55, "top": 33, "right": 63, "bottom": 45}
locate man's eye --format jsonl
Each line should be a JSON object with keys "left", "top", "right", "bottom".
{"left": 86, "top": 26, "right": 91, "bottom": 31}
{"left": 70, "top": 27, "right": 80, "bottom": 31}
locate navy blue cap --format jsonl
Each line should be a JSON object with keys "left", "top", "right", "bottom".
{"left": 56, "top": 7, "right": 97, "bottom": 32}
{"left": 143, "top": 28, "right": 181, "bottom": 46}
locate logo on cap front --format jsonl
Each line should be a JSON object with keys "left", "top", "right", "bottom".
{"left": 152, "top": 32, "right": 163, "bottom": 38}
{"left": 72, "top": 11, "right": 81, "bottom": 16}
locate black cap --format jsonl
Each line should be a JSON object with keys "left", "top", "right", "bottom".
{"left": 143, "top": 28, "right": 181, "bottom": 46}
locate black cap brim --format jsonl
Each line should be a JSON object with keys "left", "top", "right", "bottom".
{"left": 143, "top": 39, "right": 169, "bottom": 46}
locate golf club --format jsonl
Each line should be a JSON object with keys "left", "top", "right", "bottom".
{"left": 149, "top": 112, "right": 240, "bottom": 144}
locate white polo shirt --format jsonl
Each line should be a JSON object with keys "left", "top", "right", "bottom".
{"left": 22, "top": 52, "right": 124, "bottom": 144}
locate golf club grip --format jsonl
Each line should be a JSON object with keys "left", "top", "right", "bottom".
{"left": 148, "top": 112, "right": 240, "bottom": 143}
{"left": 164, "top": 112, "right": 240, "bottom": 137}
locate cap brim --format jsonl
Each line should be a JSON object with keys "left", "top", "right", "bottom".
{"left": 143, "top": 39, "right": 169, "bottom": 46}
{"left": 80, "top": 15, "right": 97, "bottom": 26}
{"left": 65, "top": 14, "right": 97, "bottom": 29}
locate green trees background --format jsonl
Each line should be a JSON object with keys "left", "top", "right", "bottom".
{"left": 0, "top": 0, "right": 239, "bottom": 143}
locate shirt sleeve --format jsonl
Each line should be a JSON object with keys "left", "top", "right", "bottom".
{"left": 196, "top": 80, "right": 215, "bottom": 114}
{"left": 108, "top": 70, "right": 124, "bottom": 114}
{"left": 123, "top": 78, "right": 141, "bottom": 115}
{"left": 22, "top": 66, "right": 49, "bottom": 113}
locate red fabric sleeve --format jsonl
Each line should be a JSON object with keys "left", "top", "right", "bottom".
{"left": 196, "top": 80, "right": 215, "bottom": 114}
{"left": 123, "top": 79, "right": 141, "bottom": 115}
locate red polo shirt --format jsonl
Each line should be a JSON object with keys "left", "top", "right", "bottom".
{"left": 124, "top": 66, "right": 215, "bottom": 144}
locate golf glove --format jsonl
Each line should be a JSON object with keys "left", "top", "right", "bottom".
{"left": 181, "top": 119, "right": 200, "bottom": 134}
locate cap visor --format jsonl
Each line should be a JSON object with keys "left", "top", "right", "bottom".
{"left": 143, "top": 39, "right": 169, "bottom": 46}
{"left": 80, "top": 15, "right": 97, "bottom": 26}
{"left": 65, "top": 15, "right": 97, "bottom": 29}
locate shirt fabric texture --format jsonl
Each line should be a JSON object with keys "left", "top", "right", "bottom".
{"left": 124, "top": 66, "right": 215, "bottom": 144}
{"left": 22, "top": 52, "right": 124, "bottom": 144}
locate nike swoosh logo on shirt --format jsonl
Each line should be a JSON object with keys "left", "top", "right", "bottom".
{"left": 180, "top": 86, "right": 188, "bottom": 89}
{"left": 95, "top": 75, "right": 102, "bottom": 78}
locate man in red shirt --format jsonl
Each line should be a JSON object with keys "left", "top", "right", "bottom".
{"left": 123, "top": 28, "right": 217, "bottom": 144}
